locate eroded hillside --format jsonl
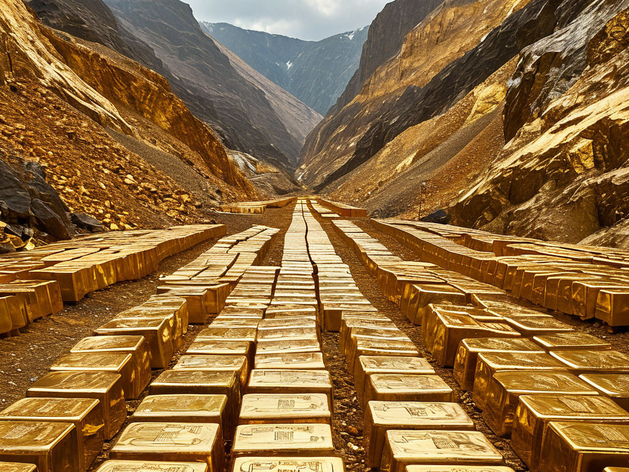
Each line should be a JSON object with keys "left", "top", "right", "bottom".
{"left": 0, "top": 0, "right": 254, "bottom": 242}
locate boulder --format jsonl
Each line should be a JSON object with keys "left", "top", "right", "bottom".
{"left": 71, "top": 212, "right": 105, "bottom": 232}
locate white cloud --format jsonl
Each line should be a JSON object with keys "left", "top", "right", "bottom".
{"left": 187, "top": 0, "right": 390, "bottom": 40}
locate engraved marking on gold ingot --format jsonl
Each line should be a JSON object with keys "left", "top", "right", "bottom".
{"left": 380, "top": 430, "right": 504, "bottom": 472}
{"left": 364, "top": 402, "right": 474, "bottom": 467}
{"left": 132, "top": 394, "right": 227, "bottom": 424}
{"left": 94, "top": 460, "right": 208, "bottom": 472}
{"left": 239, "top": 394, "right": 331, "bottom": 424}
{"left": 232, "top": 424, "right": 334, "bottom": 455}
{"left": 512, "top": 394, "right": 629, "bottom": 472}
{"left": 232, "top": 456, "right": 345, "bottom": 472}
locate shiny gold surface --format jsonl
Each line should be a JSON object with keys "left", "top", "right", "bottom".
{"left": 595, "top": 288, "right": 629, "bottom": 327}
{"left": 71, "top": 335, "right": 152, "bottom": 395}
{"left": 239, "top": 394, "right": 331, "bottom": 424}
{"left": 95, "top": 460, "right": 208, "bottom": 472}
{"left": 0, "top": 463, "right": 38, "bottom": 472}
{"left": 0, "top": 397, "right": 104, "bottom": 471}
{"left": 132, "top": 394, "right": 226, "bottom": 427}
{"left": 355, "top": 357, "right": 434, "bottom": 403}
{"left": 364, "top": 374, "right": 454, "bottom": 407}
{"left": 27, "top": 371, "right": 126, "bottom": 440}
{"left": 533, "top": 331, "right": 611, "bottom": 351}
{"left": 551, "top": 349, "right": 629, "bottom": 373}
{"left": 472, "top": 352, "right": 566, "bottom": 411}
{"left": 110, "top": 422, "right": 223, "bottom": 471}
{"left": 364, "top": 401, "right": 474, "bottom": 467}
{"left": 255, "top": 339, "right": 321, "bottom": 354}
{"left": 481, "top": 371, "right": 600, "bottom": 438}
{"left": 406, "top": 467, "right": 515, "bottom": 472}
{"left": 540, "top": 422, "right": 629, "bottom": 472}
{"left": 453, "top": 337, "right": 544, "bottom": 391}
{"left": 349, "top": 339, "right": 420, "bottom": 373}
{"left": 174, "top": 355, "right": 248, "bottom": 388}
{"left": 94, "top": 318, "right": 174, "bottom": 369}
{"left": 254, "top": 352, "right": 325, "bottom": 370}
{"left": 149, "top": 370, "right": 240, "bottom": 432}
{"left": 231, "top": 456, "right": 345, "bottom": 472}
{"left": 232, "top": 424, "right": 334, "bottom": 456}
{"left": 197, "top": 327, "right": 258, "bottom": 342}
{"left": 381, "top": 430, "right": 504, "bottom": 472}
{"left": 579, "top": 373, "right": 629, "bottom": 411}
{"left": 49, "top": 352, "right": 141, "bottom": 400}
{"left": 0, "top": 421, "right": 79, "bottom": 472}
{"left": 247, "top": 370, "right": 333, "bottom": 404}
{"left": 512, "top": 394, "right": 629, "bottom": 471}
{"left": 500, "top": 316, "right": 574, "bottom": 336}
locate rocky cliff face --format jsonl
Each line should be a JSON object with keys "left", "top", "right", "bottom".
{"left": 298, "top": 0, "right": 538, "bottom": 189}
{"left": 312, "top": 0, "right": 629, "bottom": 249}
{"left": 451, "top": 1, "right": 629, "bottom": 246}
{"left": 0, "top": 0, "right": 254, "bottom": 239}
{"left": 104, "top": 0, "right": 320, "bottom": 171}
{"left": 203, "top": 22, "right": 368, "bottom": 115}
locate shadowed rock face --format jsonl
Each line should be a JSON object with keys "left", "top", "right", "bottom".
{"left": 450, "top": 4, "right": 629, "bottom": 246}
{"left": 331, "top": 0, "right": 443, "bottom": 115}
{"left": 104, "top": 0, "right": 319, "bottom": 172}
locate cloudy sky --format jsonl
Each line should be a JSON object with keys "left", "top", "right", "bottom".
{"left": 186, "top": 0, "right": 391, "bottom": 41}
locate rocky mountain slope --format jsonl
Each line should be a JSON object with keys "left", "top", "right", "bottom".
{"left": 304, "top": 0, "right": 629, "bottom": 248}
{"left": 103, "top": 0, "right": 320, "bottom": 171}
{"left": 0, "top": 0, "right": 255, "bottom": 243}
{"left": 202, "top": 22, "right": 368, "bottom": 115}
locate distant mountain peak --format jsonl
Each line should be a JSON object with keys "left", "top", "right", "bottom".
{"left": 201, "top": 21, "right": 369, "bottom": 115}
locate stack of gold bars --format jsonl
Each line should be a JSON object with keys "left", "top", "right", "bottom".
{"left": 335, "top": 216, "right": 629, "bottom": 472}
{"left": 0, "top": 223, "right": 284, "bottom": 472}
{"left": 0, "top": 225, "right": 226, "bottom": 339}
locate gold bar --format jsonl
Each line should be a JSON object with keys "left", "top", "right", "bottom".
{"left": 256, "top": 339, "right": 321, "bottom": 355}
{"left": 27, "top": 371, "right": 126, "bottom": 440}
{"left": 579, "top": 373, "right": 629, "bottom": 410}
{"left": 239, "top": 394, "right": 331, "bottom": 424}
{"left": 355, "top": 357, "right": 434, "bottom": 404}
{"left": 539, "top": 422, "right": 629, "bottom": 472}
{"left": 0, "top": 421, "right": 79, "bottom": 472}
{"left": 149, "top": 370, "right": 240, "bottom": 434}
{"left": 349, "top": 339, "right": 420, "bottom": 375}
{"left": 71, "top": 335, "right": 151, "bottom": 394}
{"left": 380, "top": 430, "right": 504, "bottom": 472}
{"left": 231, "top": 457, "right": 344, "bottom": 472}
{"left": 0, "top": 464, "right": 37, "bottom": 472}
{"left": 232, "top": 423, "right": 334, "bottom": 457}
{"left": 132, "top": 394, "right": 226, "bottom": 428}
{"left": 571, "top": 280, "right": 624, "bottom": 320}
{"left": 453, "top": 337, "right": 544, "bottom": 391}
{"left": 405, "top": 284, "right": 466, "bottom": 325}
{"left": 551, "top": 349, "right": 629, "bottom": 373}
{"left": 174, "top": 355, "right": 249, "bottom": 388}
{"left": 197, "top": 327, "right": 257, "bottom": 343}
{"left": 533, "top": 331, "right": 611, "bottom": 351}
{"left": 247, "top": 370, "right": 333, "bottom": 407}
{"left": 472, "top": 352, "right": 566, "bottom": 411}
{"left": 255, "top": 352, "right": 325, "bottom": 370}
{"left": 256, "top": 327, "right": 319, "bottom": 342}
{"left": 407, "top": 467, "right": 514, "bottom": 472}
{"left": 596, "top": 288, "right": 629, "bottom": 326}
{"left": 94, "top": 318, "right": 174, "bottom": 369}
{"left": 424, "top": 311, "right": 520, "bottom": 367}
{"left": 210, "top": 319, "right": 260, "bottom": 328}
{"left": 500, "top": 315, "right": 574, "bottom": 336}
{"left": 50, "top": 351, "right": 143, "bottom": 400}
{"left": 257, "top": 319, "right": 316, "bottom": 330}
{"left": 482, "top": 371, "right": 599, "bottom": 438}
{"left": 363, "top": 374, "right": 453, "bottom": 408}
{"left": 364, "top": 401, "right": 474, "bottom": 467}
{"left": 187, "top": 340, "right": 253, "bottom": 365}
{"left": 0, "top": 397, "right": 103, "bottom": 472}
{"left": 95, "top": 461, "right": 208, "bottom": 472}
{"left": 110, "top": 422, "right": 223, "bottom": 472}
{"left": 512, "top": 394, "right": 629, "bottom": 471}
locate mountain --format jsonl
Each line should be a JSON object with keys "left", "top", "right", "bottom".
{"left": 301, "top": 0, "right": 629, "bottom": 248}
{"left": 0, "top": 0, "right": 255, "bottom": 239}
{"left": 201, "top": 22, "right": 369, "bottom": 115}
{"left": 103, "top": 0, "right": 321, "bottom": 172}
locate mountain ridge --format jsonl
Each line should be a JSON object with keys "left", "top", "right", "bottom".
{"left": 201, "top": 21, "right": 368, "bottom": 115}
